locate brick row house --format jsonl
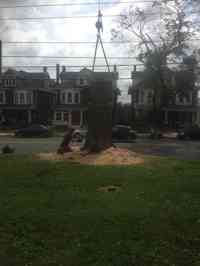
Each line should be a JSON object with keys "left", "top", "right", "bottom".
{"left": 0, "top": 67, "right": 55, "bottom": 127}
{"left": 0, "top": 64, "right": 119, "bottom": 128}
{"left": 53, "top": 65, "right": 89, "bottom": 128}
{"left": 53, "top": 65, "right": 119, "bottom": 128}
{"left": 129, "top": 66, "right": 200, "bottom": 129}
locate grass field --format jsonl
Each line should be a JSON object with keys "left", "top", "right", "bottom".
{"left": 0, "top": 155, "right": 200, "bottom": 265}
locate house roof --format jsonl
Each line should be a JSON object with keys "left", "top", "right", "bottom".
{"left": 2, "top": 69, "right": 50, "bottom": 80}
{"left": 60, "top": 68, "right": 118, "bottom": 81}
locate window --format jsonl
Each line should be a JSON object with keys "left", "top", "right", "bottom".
{"left": 4, "top": 80, "right": 9, "bottom": 87}
{"left": 27, "top": 93, "right": 32, "bottom": 105}
{"left": 10, "top": 80, "right": 16, "bottom": 87}
{"left": 140, "top": 91, "right": 144, "bottom": 103}
{"left": 80, "top": 78, "right": 84, "bottom": 85}
{"left": 63, "top": 112, "right": 69, "bottom": 122}
{"left": 148, "top": 92, "right": 152, "bottom": 104}
{"left": 14, "top": 93, "right": 18, "bottom": 104}
{"left": 185, "top": 93, "right": 191, "bottom": 103}
{"left": 0, "top": 92, "right": 4, "bottom": 104}
{"left": 61, "top": 92, "right": 66, "bottom": 104}
{"left": 56, "top": 112, "right": 62, "bottom": 121}
{"left": 4, "top": 79, "right": 16, "bottom": 87}
{"left": 78, "top": 78, "right": 87, "bottom": 86}
{"left": 20, "top": 93, "right": 25, "bottom": 104}
{"left": 179, "top": 94, "right": 184, "bottom": 103}
{"left": 68, "top": 92, "right": 72, "bottom": 103}
{"left": 134, "top": 90, "right": 139, "bottom": 103}
{"left": 74, "top": 93, "right": 80, "bottom": 104}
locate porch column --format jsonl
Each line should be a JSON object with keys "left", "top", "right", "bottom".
{"left": 69, "top": 111, "right": 72, "bottom": 126}
{"left": 80, "top": 110, "right": 83, "bottom": 127}
{"left": 197, "top": 110, "right": 200, "bottom": 126}
{"left": 192, "top": 112, "right": 197, "bottom": 125}
{"left": 28, "top": 110, "right": 32, "bottom": 124}
{"left": 164, "top": 110, "right": 168, "bottom": 125}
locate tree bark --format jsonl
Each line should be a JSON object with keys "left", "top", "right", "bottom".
{"left": 83, "top": 80, "right": 114, "bottom": 152}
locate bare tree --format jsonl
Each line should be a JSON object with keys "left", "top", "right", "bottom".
{"left": 112, "top": 0, "right": 197, "bottom": 127}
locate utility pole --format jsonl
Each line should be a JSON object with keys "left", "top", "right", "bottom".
{"left": 0, "top": 40, "right": 2, "bottom": 79}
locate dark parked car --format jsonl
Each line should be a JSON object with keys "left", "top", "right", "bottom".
{"left": 177, "top": 125, "right": 200, "bottom": 140}
{"left": 15, "top": 124, "right": 52, "bottom": 138}
{"left": 112, "top": 125, "right": 136, "bottom": 141}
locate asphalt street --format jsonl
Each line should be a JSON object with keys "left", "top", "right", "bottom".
{"left": 1, "top": 136, "right": 200, "bottom": 160}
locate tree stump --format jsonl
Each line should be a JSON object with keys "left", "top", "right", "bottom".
{"left": 83, "top": 79, "right": 114, "bottom": 152}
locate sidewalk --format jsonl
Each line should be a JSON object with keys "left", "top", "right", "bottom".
{"left": 0, "top": 132, "right": 15, "bottom": 137}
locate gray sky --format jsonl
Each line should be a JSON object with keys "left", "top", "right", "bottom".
{"left": 0, "top": 0, "right": 152, "bottom": 102}
{"left": 2, "top": 0, "right": 194, "bottom": 102}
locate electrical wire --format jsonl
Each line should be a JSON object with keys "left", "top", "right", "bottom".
{"left": 0, "top": 0, "right": 157, "bottom": 9}
{"left": 2, "top": 55, "right": 138, "bottom": 59}
{"left": 0, "top": 11, "right": 199, "bottom": 21}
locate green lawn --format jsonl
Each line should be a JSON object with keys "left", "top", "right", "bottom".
{"left": 0, "top": 155, "right": 200, "bottom": 266}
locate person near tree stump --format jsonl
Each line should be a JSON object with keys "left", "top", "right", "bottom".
{"left": 57, "top": 127, "right": 74, "bottom": 154}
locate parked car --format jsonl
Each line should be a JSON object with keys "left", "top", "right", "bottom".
{"left": 72, "top": 128, "right": 88, "bottom": 142}
{"left": 112, "top": 125, "right": 137, "bottom": 141}
{"left": 15, "top": 124, "right": 52, "bottom": 138}
{"left": 177, "top": 125, "right": 200, "bottom": 140}
{"left": 149, "top": 128, "right": 163, "bottom": 139}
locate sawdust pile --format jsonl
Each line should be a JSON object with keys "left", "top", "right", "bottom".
{"left": 37, "top": 147, "right": 144, "bottom": 165}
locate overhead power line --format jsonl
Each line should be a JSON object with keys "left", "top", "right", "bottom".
{"left": 2, "top": 55, "right": 138, "bottom": 59}
{"left": 0, "top": 11, "right": 199, "bottom": 21}
{"left": 0, "top": 15, "right": 118, "bottom": 21}
{"left": 2, "top": 64, "right": 137, "bottom": 68}
{"left": 0, "top": 0, "right": 155, "bottom": 9}
{"left": 2, "top": 61, "right": 195, "bottom": 68}
{"left": 3, "top": 41, "right": 132, "bottom": 44}
{"left": 3, "top": 39, "right": 200, "bottom": 45}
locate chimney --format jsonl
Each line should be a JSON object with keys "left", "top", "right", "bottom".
{"left": 62, "top": 66, "right": 66, "bottom": 72}
{"left": 131, "top": 65, "right": 137, "bottom": 80}
{"left": 43, "top": 66, "right": 47, "bottom": 73}
{"left": 56, "top": 64, "right": 60, "bottom": 85}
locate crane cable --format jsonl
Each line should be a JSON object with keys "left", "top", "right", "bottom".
{"left": 92, "top": 0, "right": 110, "bottom": 72}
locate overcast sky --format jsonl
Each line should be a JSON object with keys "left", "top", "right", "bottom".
{"left": 1, "top": 0, "right": 193, "bottom": 102}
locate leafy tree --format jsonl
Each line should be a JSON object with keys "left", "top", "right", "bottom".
{"left": 112, "top": 0, "right": 198, "bottom": 127}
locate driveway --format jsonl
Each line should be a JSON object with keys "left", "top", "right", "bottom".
{"left": 1, "top": 136, "right": 200, "bottom": 160}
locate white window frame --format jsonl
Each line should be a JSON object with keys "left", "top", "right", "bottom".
{"left": 67, "top": 92, "right": 73, "bottom": 104}
{"left": 59, "top": 89, "right": 81, "bottom": 104}
{"left": 14, "top": 91, "right": 33, "bottom": 105}
{"left": 55, "top": 112, "right": 62, "bottom": 121}
{"left": 4, "top": 79, "right": 16, "bottom": 87}
{"left": 61, "top": 92, "right": 66, "bottom": 104}
{"left": 0, "top": 91, "right": 5, "bottom": 104}
{"left": 77, "top": 78, "right": 88, "bottom": 86}
{"left": 27, "top": 92, "right": 33, "bottom": 105}
{"left": 74, "top": 92, "right": 80, "bottom": 104}
{"left": 176, "top": 92, "right": 192, "bottom": 105}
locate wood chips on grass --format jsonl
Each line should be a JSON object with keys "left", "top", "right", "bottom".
{"left": 37, "top": 147, "right": 144, "bottom": 165}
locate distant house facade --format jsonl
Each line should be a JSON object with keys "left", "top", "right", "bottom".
{"left": 0, "top": 65, "right": 119, "bottom": 128}
{"left": 53, "top": 66, "right": 90, "bottom": 128}
{"left": 129, "top": 67, "right": 200, "bottom": 129}
{"left": 0, "top": 67, "right": 55, "bottom": 127}
{"left": 53, "top": 65, "right": 118, "bottom": 128}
